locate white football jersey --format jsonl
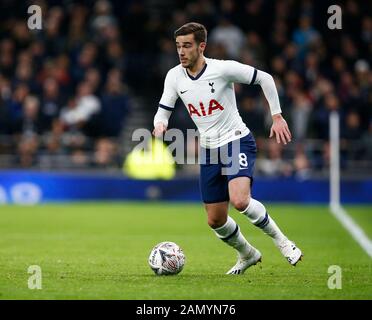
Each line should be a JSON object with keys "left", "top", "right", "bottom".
{"left": 159, "top": 57, "right": 257, "bottom": 148}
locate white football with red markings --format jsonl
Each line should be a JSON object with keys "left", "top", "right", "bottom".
{"left": 148, "top": 241, "right": 185, "bottom": 275}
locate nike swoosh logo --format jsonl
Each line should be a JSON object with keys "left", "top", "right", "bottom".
{"left": 180, "top": 90, "right": 188, "bottom": 94}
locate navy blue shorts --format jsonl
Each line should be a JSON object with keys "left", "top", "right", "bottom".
{"left": 199, "top": 133, "right": 257, "bottom": 204}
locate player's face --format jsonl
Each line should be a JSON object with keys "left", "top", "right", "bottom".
{"left": 175, "top": 34, "right": 205, "bottom": 69}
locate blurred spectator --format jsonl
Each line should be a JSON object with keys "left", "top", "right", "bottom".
{"left": 341, "top": 36, "right": 359, "bottom": 67}
{"left": 12, "top": 20, "right": 32, "bottom": 50}
{"left": 239, "top": 0, "right": 266, "bottom": 35}
{"left": 15, "top": 96, "right": 42, "bottom": 167}
{"left": 343, "top": 110, "right": 363, "bottom": 140}
{"left": 93, "top": 137, "right": 118, "bottom": 168}
{"left": 158, "top": 38, "right": 179, "bottom": 77}
{"left": 220, "top": 0, "right": 239, "bottom": 22}
{"left": 90, "top": 0, "right": 119, "bottom": 45}
{"left": 354, "top": 59, "right": 370, "bottom": 95}
{"left": 257, "top": 140, "right": 292, "bottom": 177}
{"left": 13, "top": 51, "right": 35, "bottom": 90}
{"left": 293, "top": 147, "right": 311, "bottom": 180}
{"left": 70, "top": 149, "right": 90, "bottom": 168}
{"left": 209, "top": 16, "right": 245, "bottom": 59}
{"left": 239, "top": 96, "right": 265, "bottom": 137}
{"left": 84, "top": 67, "right": 102, "bottom": 94}
{"left": 72, "top": 43, "right": 98, "bottom": 85}
{"left": 59, "top": 81, "right": 101, "bottom": 135}
{"left": 321, "top": 142, "right": 331, "bottom": 170}
{"left": 240, "top": 32, "right": 266, "bottom": 68}
{"left": 6, "top": 83, "right": 30, "bottom": 133}
{"left": 15, "top": 95, "right": 42, "bottom": 136}
{"left": 270, "top": 19, "right": 289, "bottom": 56}
{"left": 271, "top": 56, "right": 286, "bottom": 79}
{"left": 283, "top": 43, "right": 301, "bottom": 71}
{"left": 67, "top": 4, "right": 89, "bottom": 50}
{"left": 290, "top": 91, "right": 312, "bottom": 141}
{"left": 42, "top": 6, "right": 65, "bottom": 57}
{"left": 0, "top": 75, "right": 11, "bottom": 134}
{"left": 337, "top": 71, "right": 356, "bottom": 103}
{"left": 90, "top": 0, "right": 117, "bottom": 33}
{"left": 361, "top": 16, "right": 372, "bottom": 45}
{"left": 40, "top": 77, "right": 65, "bottom": 132}
{"left": 292, "top": 15, "right": 320, "bottom": 58}
{"left": 99, "top": 68, "right": 131, "bottom": 137}
{"left": 43, "top": 119, "right": 65, "bottom": 156}
{"left": 313, "top": 92, "right": 341, "bottom": 140}
{"left": 17, "top": 134, "right": 39, "bottom": 168}
{"left": 342, "top": 110, "right": 364, "bottom": 161}
{"left": 205, "top": 42, "right": 229, "bottom": 60}
{"left": 0, "top": 39, "right": 15, "bottom": 78}
{"left": 105, "top": 40, "right": 127, "bottom": 72}
{"left": 303, "top": 52, "right": 320, "bottom": 85}
{"left": 37, "top": 54, "right": 71, "bottom": 87}
{"left": 185, "top": 1, "right": 217, "bottom": 31}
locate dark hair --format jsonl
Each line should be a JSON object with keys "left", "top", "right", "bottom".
{"left": 174, "top": 22, "right": 207, "bottom": 44}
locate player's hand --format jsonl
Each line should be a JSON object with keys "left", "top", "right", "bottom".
{"left": 152, "top": 122, "right": 167, "bottom": 138}
{"left": 270, "top": 114, "right": 292, "bottom": 145}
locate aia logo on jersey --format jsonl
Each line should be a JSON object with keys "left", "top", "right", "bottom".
{"left": 187, "top": 99, "right": 224, "bottom": 117}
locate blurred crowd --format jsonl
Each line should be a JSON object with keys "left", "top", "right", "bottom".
{"left": 0, "top": 0, "right": 371, "bottom": 177}
{"left": 0, "top": 0, "right": 132, "bottom": 168}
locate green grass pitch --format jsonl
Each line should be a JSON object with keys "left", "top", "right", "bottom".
{"left": 0, "top": 202, "right": 371, "bottom": 299}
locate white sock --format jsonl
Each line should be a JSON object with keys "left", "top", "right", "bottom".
{"left": 240, "top": 198, "right": 287, "bottom": 245}
{"left": 213, "top": 216, "right": 255, "bottom": 258}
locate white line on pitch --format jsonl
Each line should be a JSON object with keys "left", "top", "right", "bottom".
{"left": 330, "top": 204, "right": 372, "bottom": 258}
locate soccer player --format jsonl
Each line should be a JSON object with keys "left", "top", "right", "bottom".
{"left": 153, "top": 22, "right": 303, "bottom": 275}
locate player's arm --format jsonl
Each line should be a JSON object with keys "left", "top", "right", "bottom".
{"left": 153, "top": 107, "right": 172, "bottom": 137}
{"left": 254, "top": 70, "right": 292, "bottom": 145}
{"left": 153, "top": 70, "right": 179, "bottom": 137}
{"left": 221, "top": 60, "right": 291, "bottom": 145}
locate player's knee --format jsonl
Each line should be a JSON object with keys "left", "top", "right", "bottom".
{"left": 230, "top": 196, "right": 250, "bottom": 212}
{"left": 207, "top": 216, "right": 226, "bottom": 229}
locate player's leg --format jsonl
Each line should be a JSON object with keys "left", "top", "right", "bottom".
{"left": 205, "top": 201, "right": 255, "bottom": 258}
{"left": 199, "top": 151, "right": 260, "bottom": 275}
{"left": 226, "top": 133, "right": 302, "bottom": 265}
{"left": 228, "top": 177, "right": 303, "bottom": 266}
{"left": 229, "top": 176, "right": 287, "bottom": 243}
{"left": 204, "top": 201, "right": 261, "bottom": 275}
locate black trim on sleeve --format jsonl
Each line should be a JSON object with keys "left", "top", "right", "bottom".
{"left": 250, "top": 68, "right": 257, "bottom": 85}
{"left": 159, "top": 104, "right": 174, "bottom": 111}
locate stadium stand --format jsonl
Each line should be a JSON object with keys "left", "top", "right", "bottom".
{"left": 0, "top": 0, "right": 370, "bottom": 178}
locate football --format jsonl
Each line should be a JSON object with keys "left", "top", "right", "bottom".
{"left": 148, "top": 241, "right": 185, "bottom": 275}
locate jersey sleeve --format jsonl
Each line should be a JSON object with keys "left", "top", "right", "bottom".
{"left": 219, "top": 60, "right": 257, "bottom": 85}
{"left": 159, "top": 69, "right": 179, "bottom": 110}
